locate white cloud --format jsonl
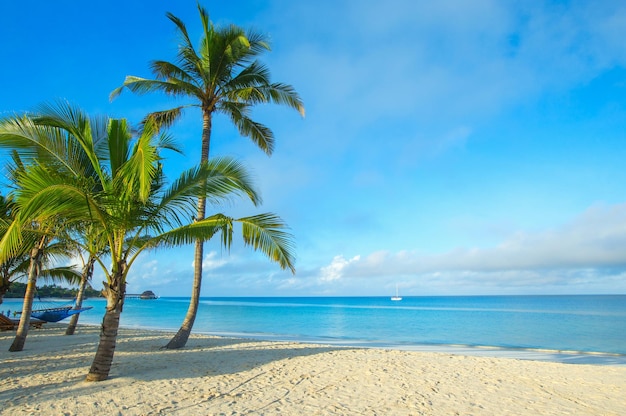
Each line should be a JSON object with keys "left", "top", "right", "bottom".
{"left": 319, "top": 255, "right": 361, "bottom": 282}
{"left": 314, "top": 203, "right": 626, "bottom": 293}
{"left": 97, "top": 202, "right": 626, "bottom": 297}
{"left": 200, "top": 251, "right": 229, "bottom": 270}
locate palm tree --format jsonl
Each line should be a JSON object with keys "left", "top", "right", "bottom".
{"left": 111, "top": 4, "right": 304, "bottom": 349}
{"left": 0, "top": 102, "right": 295, "bottom": 381}
{"left": 8, "top": 230, "right": 49, "bottom": 352}
{"left": 0, "top": 154, "right": 82, "bottom": 351}
{"left": 64, "top": 252, "right": 94, "bottom": 336}
{"left": 65, "top": 226, "right": 106, "bottom": 336}
{"left": 0, "top": 194, "right": 29, "bottom": 303}
{"left": 1, "top": 222, "right": 82, "bottom": 351}
{"left": 0, "top": 193, "right": 82, "bottom": 307}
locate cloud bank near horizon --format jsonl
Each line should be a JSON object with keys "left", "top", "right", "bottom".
{"left": 304, "top": 203, "right": 626, "bottom": 295}
{"left": 122, "top": 202, "right": 626, "bottom": 296}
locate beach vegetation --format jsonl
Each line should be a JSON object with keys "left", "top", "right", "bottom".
{"left": 0, "top": 195, "right": 82, "bottom": 305}
{"left": 111, "top": 3, "right": 303, "bottom": 349}
{"left": 4, "top": 222, "right": 81, "bottom": 351}
{"left": 64, "top": 230, "right": 106, "bottom": 335}
{"left": 0, "top": 182, "right": 82, "bottom": 351}
{"left": 4, "top": 282, "right": 102, "bottom": 299}
{"left": 0, "top": 101, "right": 295, "bottom": 381}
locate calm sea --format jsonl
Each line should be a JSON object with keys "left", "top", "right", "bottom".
{"left": 3, "top": 295, "right": 625, "bottom": 365}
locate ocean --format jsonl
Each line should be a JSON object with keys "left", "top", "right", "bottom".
{"left": 3, "top": 295, "right": 625, "bottom": 365}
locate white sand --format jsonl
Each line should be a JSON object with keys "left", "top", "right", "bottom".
{"left": 1, "top": 324, "right": 625, "bottom": 415}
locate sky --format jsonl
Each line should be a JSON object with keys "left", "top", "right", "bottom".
{"left": 2, "top": 0, "right": 626, "bottom": 297}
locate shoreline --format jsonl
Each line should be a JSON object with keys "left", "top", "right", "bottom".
{"left": 2, "top": 324, "right": 626, "bottom": 415}
{"left": 3, "top": 295, "right": 625, "bottom": 362}
{"left": 200, "top": 331, "right": 626, "bottom": 366}
{"left": 80, "top": 322, "right": 626, "bottom": 366}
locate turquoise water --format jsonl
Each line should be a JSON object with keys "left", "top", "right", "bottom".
{"left": 3, "top": 295, "right": 625, "bottom": 364}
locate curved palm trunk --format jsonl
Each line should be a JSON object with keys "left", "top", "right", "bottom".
{"left": 9, "top": 238, "right": 46, "bottom": 352}
{"left": 85, "top": 264, "right": 126, "bottom": 382}
{"left": 65, "top": 255, "right": 95, "bottom": 335}
{"left": 164, "top": 111, "right": 212, "bottom": 349}
{"left": 163, "top": 240, "right": 202, "bottom": 349}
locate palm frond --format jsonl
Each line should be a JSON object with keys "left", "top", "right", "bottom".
{"left": 244, "top": 30, "right": 271, "bottom": 56}
{"left": 33, "top": 101, "right": 109, "bottom": 183}
{"left": 114, "top": 120, "right": 160, "bottom": 203}
{"left": 158, "top": 157, "right": 261, "bottom": 226}
{"left": 228, "top": 60, "right": 272, "bottom": 88}
{"left": 142, "top": 107, "right": 186, "bottom": 131}
{"left": 228, "top": 111, "right": 275, "bottom": 155}
{"left": 0, "top": 219, "right": 26, "bottom": 265}
{"left": 154, "top": 130, "right": 183, "bottom": 155}
{"left": 224, "top": 62, "right": 305, "bottom": 116}
{"left": 38, "top": 265, "right": 82, "bottom": 286}
{"left": 150, "top": 60, "right": 196, "bottom": 85}
{"left": 12, "top": 164, "right": 106, "bottom": 232}
{"left": 7, "top": 256, "right": 30, "bottom": 282}
{"left": 202, "top": 157, "right": 260, "bottom": 203}
{"left": 106, "top": 118, "right": 131, "bottom": 179}
{"left": 112, "top": 76, "right": 196, "bottom": 99}
{"left": 238, "top": 213, "right": 296, "bottom": 273}
{"left": 139, "top": 214, "right": 233, "bottom": 251}
{"left": 0, "top": 114, "right": 87, "bottom": 177}
{"left": 266, "top": 83, "right": 306, "bottom": 116}
{"left": 167, "top": 10, "right": 198, "bottom": 64}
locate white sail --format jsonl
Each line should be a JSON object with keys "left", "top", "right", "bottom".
{"left": 391, "top": 284, "right": 402, "bottom": 301}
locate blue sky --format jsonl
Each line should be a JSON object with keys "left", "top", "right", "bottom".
{"left": 2, "top": 1, "right": 626, "bottom": 296}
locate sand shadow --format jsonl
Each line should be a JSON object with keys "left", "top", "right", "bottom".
{"left": 0, "top": 324, "right": 351, "bottom": 409}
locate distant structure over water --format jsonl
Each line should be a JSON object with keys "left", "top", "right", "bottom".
{"left": 126, "top": 290, "right": 158, "bottom": 300}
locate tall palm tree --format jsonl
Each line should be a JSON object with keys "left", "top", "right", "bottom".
{"left": 0, "top": 102, "right": 295, "bottom": 381}
{"left": 111, "top": 3, "right": 304, "bottom": 349}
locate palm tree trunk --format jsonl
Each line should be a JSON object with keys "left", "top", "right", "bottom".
{"left": 85, "top": 266, "right": 126, "bottom": 382}
{"left": 65, "top": 255, "right": 94, "bottom": 335}
{"left": 163, "top": 240, "right": 202, "bottom": 349}
{"left": 0, "top": 269, "right": 9, "bottom": 306}
{"left": 164, "top": 111, "right": 212, "bottom": 350}
{"left": 9, "top": 240, "right": 45, "bottom": 352}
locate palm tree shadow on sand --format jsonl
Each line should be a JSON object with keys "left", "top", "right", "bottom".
{"left": 0, "top": 324, "right": 350, "bottom": 409}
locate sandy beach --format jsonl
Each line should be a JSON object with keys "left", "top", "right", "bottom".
{"left": 1, "top": 325, "right": 625, "bottom": 415}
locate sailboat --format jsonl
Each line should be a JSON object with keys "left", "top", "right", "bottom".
{"left": 391, "top": 284, "right": 402, "bottom": 301}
